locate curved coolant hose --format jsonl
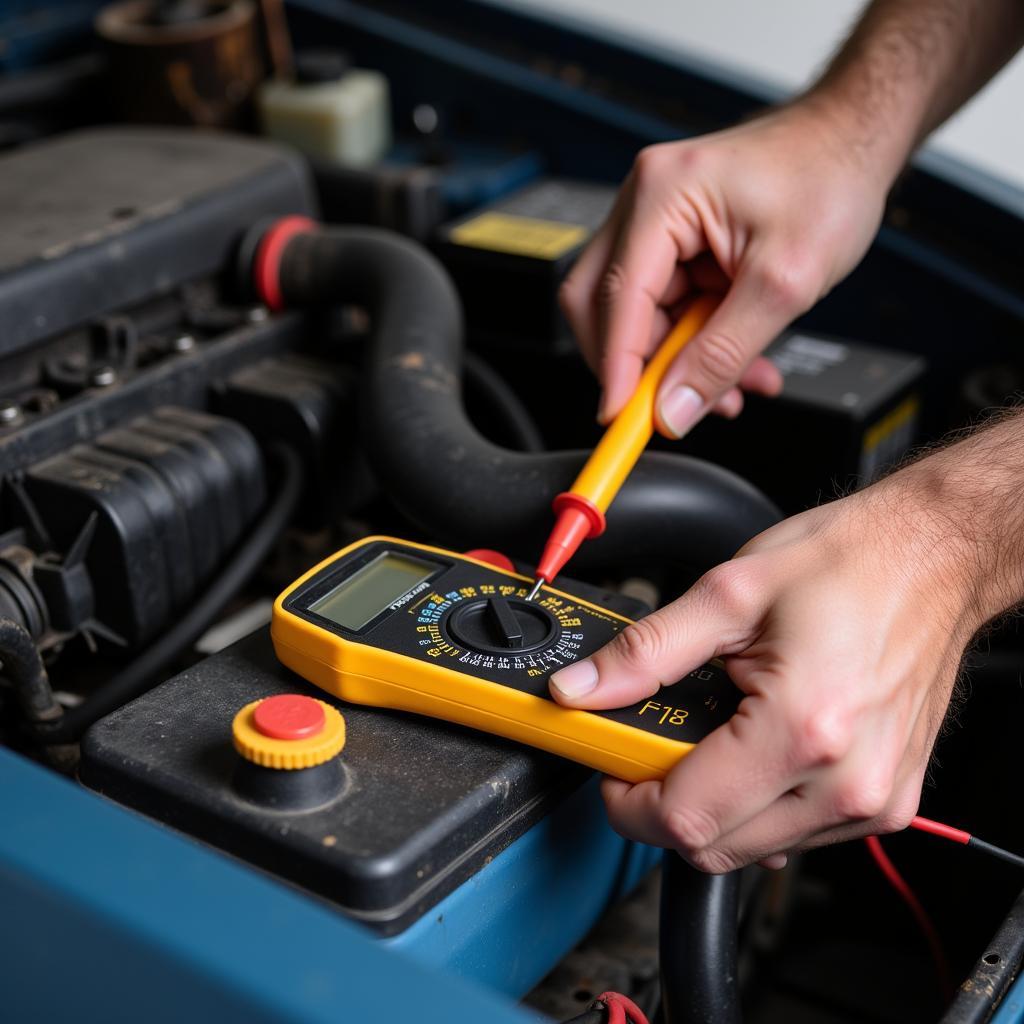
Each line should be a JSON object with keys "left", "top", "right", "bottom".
{"left": 661, "top": 852, "right": 742, "bottom": 1024}
{"left": 0, "top": 618, "right": 61, "bottom": 723}
{"left": 269, "top": 225, "right": 781, "bottom": 568}
{"left": 258, "top": 223, "right": 779, "bottom": 1024}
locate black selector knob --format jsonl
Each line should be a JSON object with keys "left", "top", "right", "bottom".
{"left": 446, "top": 597, "right": 558, "bottom": 655}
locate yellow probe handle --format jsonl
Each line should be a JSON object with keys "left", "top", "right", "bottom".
{"left": 569, "top": 295, "right": 718, "bottom": 512}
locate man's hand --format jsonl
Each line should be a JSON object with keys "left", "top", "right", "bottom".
{"left": 548, "top": 418, "right": 1024, "bottom": 872}
{"left": 561, "top": 0, "right": 1024, "bottom": 437}
{"left": 559, "top": 104, "right": 889, "bottom": 436}
{"left": 548, "top": 0, "right": 1024, "bottom": 871}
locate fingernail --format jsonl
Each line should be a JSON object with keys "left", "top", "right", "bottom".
{"left": 659, "top": 385, "right": 704, "bottom": 438}
{"left": 761, "top": 853, "right": 788, "bottom": 871}
{"left": 551, "top": 659, "right": 598, "bottom": 698}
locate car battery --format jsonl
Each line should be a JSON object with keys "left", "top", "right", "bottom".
{"left": 79, "top": 576, "right": 649, "bottom": 940}
{"left": 682, "top": 332, "right": 926, "bottom": 513}
{"left": 435, "top": 178, "right": 615, "bottom": 351}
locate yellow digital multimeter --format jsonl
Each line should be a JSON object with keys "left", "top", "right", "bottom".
{"left": 272, "top": 536, "right": 740, "bottom": 783}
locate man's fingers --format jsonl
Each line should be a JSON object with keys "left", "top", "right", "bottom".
{"left": 686, "top": 251, "right": 730, "bottom": 293}
{"left": 549, "top": 561, "right": 765, "bottom": 708}
{"left": 772, "top": 753, "right": 928, "bottom": 856}
{"left": 646, "top": 689, "right": 810, "bottom": 867}
{"left": 704, "top": 361, "right": 782, "bottom": 420}
{"left": 598, "top": 690, "right": 802, "bottom": 867}
{"left": 738, "top": 356, "right": 784, "bottom": 397}
{"left": 599, "top": 655, "right": 903, "bottom": 870}
{"left": 654, "top": 254, "right": 817, "bottom": 438}
{"left": 599, "top": 777, "right": 675, "bottom": 847}
{"left": 603, "top": 758, "right": 917, "bottom": 873}
{"left": 597, "top": 204, "right": 705, "bottom": 423}
{"left": 705, "top": 776, "right": 920, "bottom": 871}
{"left": 656, "top": 730, "right": 917, "bottom": 871}
{"left": 679, "top": 788, "right": 822, "bottom": 872}
{"left": 712, "top": 388, "right": 744, "bottom": 418}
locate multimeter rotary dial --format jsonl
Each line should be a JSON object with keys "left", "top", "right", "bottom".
{"left": 446, "top": 597, "right": 558, "bottom": 655}
{"left": 275, "top": 538, "right": 743, "bottom": 783}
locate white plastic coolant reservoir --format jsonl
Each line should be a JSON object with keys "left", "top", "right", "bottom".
{"left": 258, "top": 50, "right": 391, "bottom": 167}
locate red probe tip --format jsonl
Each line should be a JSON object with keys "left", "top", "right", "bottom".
{"left": 535, "top": 493, "right": 607, "bottom": 583}
{"left": 535, "top": 508, "right": 592, "bottom": 583}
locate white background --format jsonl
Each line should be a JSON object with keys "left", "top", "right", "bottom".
{"left": 503, "top": 0, "right": 1024, "bottom": 189}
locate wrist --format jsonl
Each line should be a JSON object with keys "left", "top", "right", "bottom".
{"left": 788, "top": 88, "right": 910, "bottom": 192}
{"left": 869, "top": 414, "right": 1024, "bottom": 634}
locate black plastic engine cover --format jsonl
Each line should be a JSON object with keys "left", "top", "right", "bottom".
{"left": 18, "top": 406, "right": 265, "bottom": 644}
{"left": 80, "top": 583, "right": 648, "bottom": 935}
{"left": 0, "top": 127, "right": 315, "bottom": 359}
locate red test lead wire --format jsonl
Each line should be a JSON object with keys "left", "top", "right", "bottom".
{"left": 865, "top": 835, "right": 953, "bottom": 1001}
{"left": 867, "top": 817, "right": 1024, "bottom": 1000}
{"left": 910, "top": 815, "right": 1024, "bottom": 869}
{"left": 910, "top": 816, "right": 970, "bottom": 845}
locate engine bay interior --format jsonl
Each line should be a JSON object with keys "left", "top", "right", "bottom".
{"left": 2, "top": 3, "right": 1024, "bottom": 1023}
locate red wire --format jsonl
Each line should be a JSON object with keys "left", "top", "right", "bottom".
{"left": 910, "top": 815, "right": 971, "bottom": 845}
{"left": 910, "top": 814, "right": 1024, "bottom": 868}
{"left": 598, "top": 827, "right": 966, "bottom": 1023}
{"left": 864, "top": 835, "right": 953, "bottom": 1002}
{"left": 597, "top": 991, "right": 650, "bottom": 1024}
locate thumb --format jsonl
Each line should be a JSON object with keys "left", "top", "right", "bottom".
{"left": 549, "top": 565, "right": 763, "bottom": 709}
{"left": 655, "top": 258, "right": 813, "bottom": 439}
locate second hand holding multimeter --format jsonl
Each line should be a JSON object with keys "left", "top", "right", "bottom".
{"left": 273, "top": 536, "right": 739, "bottom": 783}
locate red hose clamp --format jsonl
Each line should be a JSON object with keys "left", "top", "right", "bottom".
{"left": 253, "top": 215, "right": 318, "bottom": 313}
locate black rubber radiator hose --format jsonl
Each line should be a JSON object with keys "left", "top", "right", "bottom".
{"left": 0, "top": 618, "right": 61, "bottom": 724}
{"left": 257, "top": 221, "right": 780, "bottom": 567}
{"left": 661, "top": 851, "right": 742, "bottom": 1024}
{"left": 252, "top": 220, "right": 780, "bottom": 1024}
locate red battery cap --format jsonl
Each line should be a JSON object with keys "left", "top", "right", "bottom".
{"left": 253, "top": 694, "right": 326, "bottom": 741}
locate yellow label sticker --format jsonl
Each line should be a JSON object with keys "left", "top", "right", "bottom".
{"left": 449, "top": 212, "right": 588, "bottom": 260}
{"left": 862, "top": 394, "right": 919, "bottom": 454}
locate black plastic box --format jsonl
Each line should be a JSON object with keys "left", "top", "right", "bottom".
{"left": 80, "top": 580, "right": 648, "bottom": 935}
{"left": 683, "top": 332, "right": 926, "bottom": 513}
{"left": 0, "top": 127, "right": 315, "bottom": 358}
{"left": 435, "top": 178, "right": 615, "bottom": 351}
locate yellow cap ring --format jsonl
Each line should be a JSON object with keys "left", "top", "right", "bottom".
{"left": 232, "top": 698, "right": 346, "bottom": 769}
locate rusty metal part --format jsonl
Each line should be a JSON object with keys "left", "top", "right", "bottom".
{"left": 525, "top": 870, "right": 662, "bottom": 1021}
{"left": 941, "top": 887, "right": 1024, "bottom": 1023}
{"left": 256, "top": 0, "right": 293, "bottom": 79}
{"left": 96, "top": 0, "right": 265, "bottom": 128}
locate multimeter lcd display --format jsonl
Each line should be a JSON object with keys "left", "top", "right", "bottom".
{"left": 275, "top": 537, "right": 745, "bottom": 784}
{"left": 307, "top": 552, "right": 436, "bottom": 630}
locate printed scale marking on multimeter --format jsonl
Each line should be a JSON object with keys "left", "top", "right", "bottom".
{"left": 272, "top": 536, "right": 740, "bottom": 782}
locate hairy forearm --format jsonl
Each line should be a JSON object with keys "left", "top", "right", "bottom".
{"left": 800, "top": 0, "right": 1024, "bottom": 182}
{"left": 884, "top": 410, "right": 1024, "bottom": 635}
